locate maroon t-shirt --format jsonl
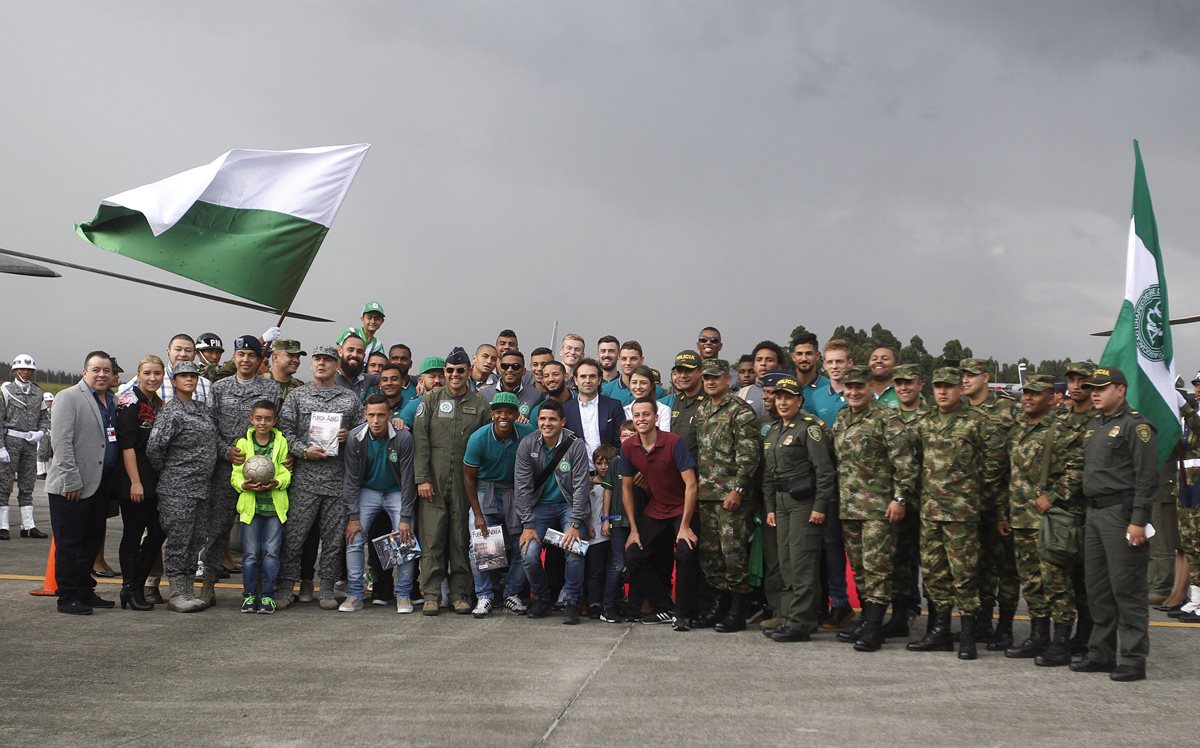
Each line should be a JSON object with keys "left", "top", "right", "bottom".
{"left": 618, "top": 430, "right": 696, "bottom": 520}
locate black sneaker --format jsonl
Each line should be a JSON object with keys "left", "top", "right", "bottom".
{"left": 672, "top": 614, "right": 691, "bottom": 632}
{"left": 600, "top": 608, "right": 623, "bottom": 623}
{"left": 528, "top": 599, "right": 550, "bottom": 619}
{"left": 563, "top": 607, "right": 580, "bottom": 625}
{"left": 588, "top": 604, "right": 602, "bottom": 620}
{"left": 641, "top": 610, "right": 674, "bottom": 625}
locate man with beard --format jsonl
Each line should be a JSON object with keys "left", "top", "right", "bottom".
{"left": 597, "top": 336, "right": 621, "bottom": 383}
{"left": 336, "top": 333, "right": 379, "bottom": 400}
{"left": 480, "top": 350, "right": 544, "bottom": 423}
{"left": 531, "top": 361, "right": 573, "bottom": 419}
{"left": 868, "top": 347, "right": 899, "bottom": 408}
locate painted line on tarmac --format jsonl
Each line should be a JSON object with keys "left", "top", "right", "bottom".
{"left": 0, "top": 573, "right": 245, "bottom": 590}
{"left": 536, "top": 622, "right": 633, "bottom": 747}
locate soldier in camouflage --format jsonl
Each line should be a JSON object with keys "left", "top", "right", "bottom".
{"left": 961, "top": 357, "right": 1020, "bottom": 650}
{"left": 196, "top": 333, "right": 236, "bottom": 382}
{"left": 1177, "top": 391, "right": 1200, "bottom": 622}
{"left": 278, "top": 345, "right": 364, "bottom": 610}
{"left": 1060, "top": 360, "right": 1097, "bottom": 651}
{"left": 832, "top": 366, "right": 918, "bottom": 651}
{"left": 691, "top": 359, "right": 761, "bottom": 633}
{"left": 264, "top": 339, "right": 308, "bottom": 405}
{"left": 0, "top": 355, "right": 52, "bottom": 539}
{"left": 889, "top": 363, "right": 928, "bottom": 636}
{"left": 906, "top": 367, "right": 1004, "bottom": 660}
{"left": 198, "top": 336, "right": 281, "bottom": 607}
{"left": 146, "top": 362, "right": 219, "bottom": 612}
{"left": 998, "top": 374, "right": 1084, "bottom": 666}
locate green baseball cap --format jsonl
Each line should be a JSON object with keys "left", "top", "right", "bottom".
{"left": 419, "top": 356, "right": 446, "bottom": 375}
{"left": 490, "top": 392, "right": 520, "bottom": 410}
{"left": 1065, "top": 361, "right": 1095, "bottom": 377}
{"left": 960, "top": 358, "right": 989, "bottom": 375}
{"left": 842, "top": 365, "right": 871, "bottom": 386}
{"left": 931, "top": 367, "right": 962, "bottom": 385}
{"left": 362, "top": 301, "right": 385, "bottom": 316}
{"left": 1021, "top": 374, "right": 1057, "bottom": 392}
{"left": 271, "top": 339, "right": 307, "bottom": 356}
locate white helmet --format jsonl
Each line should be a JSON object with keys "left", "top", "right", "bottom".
{"left": 11, "top": 354, "right": 36, "bottom": 371}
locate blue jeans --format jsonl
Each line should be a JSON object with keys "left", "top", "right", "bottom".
{"left": 346, "top": 488, "right": 416, "bottom": 601}
{"left": 469, "top": 508, "right": 527, "bottom": 601}
{"left": 522, "top": 501, "right": 583, "bottom": 604}
{"left": 243, "top": 514, "right": 283, "bottom": 598}
{"left": 604, "top": 526, "right": 629, "bottom": 610}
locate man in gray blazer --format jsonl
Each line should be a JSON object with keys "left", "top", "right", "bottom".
{"left": 46, "top": 351, "right": 120, "bottom": 615}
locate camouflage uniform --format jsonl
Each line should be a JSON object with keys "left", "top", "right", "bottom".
{"left": 146, "top": 397, "right": 219, "bottom": 583}
{"left": 264, "top": 373, "right": 305, "bottom": 406}
{"left": 914, "top": 400, "right": 1004, "bottom": 615}
{"left": 833, "top": 400, "right": 918, "bottom": 606}
{"left": 696, "top": 392, "right": 760, "bottom": 593}
{"left": 1007, "top": 406, "right": 1084, "bottom": 623}
{"left": 412, "top": 386, "right": 491, "bottom": 604}
{"left": 203, "top": 375, "right": 281, "bottom": 575}
{"left": 1178, "top": 407, "right": 1200, "bottom": 588}
{"left": 964, "top": 383, "right": 1020, "bottom": 619}
{"left": 199, "top": 360, "right": 237, "bottom": 382}
{"left": 0, "top": 379, "right": 52, "bottom": 530}
{"left": 763, "top": 401, "right": 837, "bottom": 632}
{"left": 279, "top": 382, "right": 363, "bottom": 590}
{"left": 893, "top": 401, "right": 930, "bottom": 609}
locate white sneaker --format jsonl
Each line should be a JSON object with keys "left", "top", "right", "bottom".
{"left": 503, "top": 595, "right": 529, "bottom": 614}
{"left": 338, "top": 596, "right": 363, "bottom": 612}
{"left": 472, "top": 598, "right": 493, "bottom": 618}
{"left": 396, "top": 598, "right": 414, "bottom": 614}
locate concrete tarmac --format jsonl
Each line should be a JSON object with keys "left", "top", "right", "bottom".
{"left": 1, "top": 487, "right": 1197, "bottom": 747}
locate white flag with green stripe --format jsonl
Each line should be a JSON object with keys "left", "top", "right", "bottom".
{"left": 1100, "top": 140, "right": 1183, "bottom": 465}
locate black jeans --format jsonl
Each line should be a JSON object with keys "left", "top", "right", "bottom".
{"left": 49, "top": 476, "right": 113, "bottom": 604}
{"left": 119, "top": 493, "right": 165, "bottom": 588}
{"left": 626, "top": 513, "right": 700, "bottom": 615}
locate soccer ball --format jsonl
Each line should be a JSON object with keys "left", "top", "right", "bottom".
{"left": 243, "top": 455, "right": 275, "bottom": 484}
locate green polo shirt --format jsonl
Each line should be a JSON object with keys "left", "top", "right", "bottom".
{"left": 363, "top": 432, "right": 400, "bottom": 492}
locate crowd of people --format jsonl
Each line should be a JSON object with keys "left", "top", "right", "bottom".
{"left": 13, "top": 301, "right": 1200, "bottom": 683}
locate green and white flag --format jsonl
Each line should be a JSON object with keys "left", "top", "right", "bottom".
{"left": 76, "top": 143, "right": 369, "bottom": 311}
{"left": 1100, "top": 140, "right": 1183, "bottom": 465}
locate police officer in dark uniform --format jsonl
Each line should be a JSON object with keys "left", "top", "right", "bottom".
{"left": 1072, "top": 366, "right": 1158, "bottom": 682}
{"left": 668, "top": 350, "right": 706, "bottom": 456}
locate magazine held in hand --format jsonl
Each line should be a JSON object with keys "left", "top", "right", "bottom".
{"left": 544, "top": 527, "right": 589, "bottom": 556}
{"left": 471, "top": 525, "right": 509, "bottom": 571}
{"left": 372, "top": 532, "right": 421, "bottom": 570}
{"left": 308, "top": 412, "right": 342, "bottom": 456}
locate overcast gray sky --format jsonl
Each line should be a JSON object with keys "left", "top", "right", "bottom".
{"left": 4, "top": 1, "right": 1200, "bottom": 375}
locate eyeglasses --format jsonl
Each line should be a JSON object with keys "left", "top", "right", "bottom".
{"left": 499, "top": 363, "right": 523, "bottom": 371}
{"left": 444, "top": 366, "right": 467, "bottom": 375}
{"left": 698, "top": 336, "right": 721, "bottom": 344}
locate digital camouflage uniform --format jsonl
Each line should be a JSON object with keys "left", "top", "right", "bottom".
{"left": 914, "top": 401, "right": 1004, "bottom": 615}
{"left": 833, "top": 400, "right": 918, "bottom": 606}
{"left": 1007, "top": 407, "right": 1084, "bottom": 623}
{"left": 412, "top": 386, "right": 491, "bottom": 603}
{"left": 696, "top": 393, "right": 760, "bottom": 593}
{"left": 279, "top": 383, "right": 363, "bottom": 590}
{"left": 146, "top": 397, "right": 219, "bottom": 584}
{"left": 203, "top": 375, "right": 281, "bottom": 574}
{"left": 762, "top": 404, "right": 836, "bottom": 631}
{"left": 0, "top": 379, "right": 52, "bottom": 529}
{"left": 965, "top": 386, "right": 1020, "bottom": 617}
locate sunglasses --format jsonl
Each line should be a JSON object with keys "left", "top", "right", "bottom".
{"left": 444, "top": 366, "right": 467, "bottom": 375}
{"left": 499, "top": 362, "right": 523, "bottom": 371}
{"left": 698, "top": 336, "right": 721, "bottom": 344}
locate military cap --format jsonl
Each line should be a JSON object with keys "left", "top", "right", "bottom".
{"left": 892, "top": 363, "right": 922, "bottom": 381}
{"left": 362, "top": 300, "right": 386, "bottom": 316}
{"left": 233, "top": 335, "right": 263, "bottom": 357}
{"left": 1084, "top": 366, "right": 1127, "bottom": 388}
{"left": 271, "top": 339, "right": 307, "bottom": 356}
{"left": 1021, "top": 374, "right": 1057, "bottom": 392}
{"left": 761, "top": 369, "right": 790, "bottom": 387}
{"left": 773, "top": 376, "right": 802, "bottom": 395}
{"left": 1191, "top": 370, "right": 1200, "bottom": 385}
{"left": 842, "top": 365, "right": 871, "bottom": 386}
{"left": 311, "top": 344, "right": 340, "bottom": 360}
{"left": 171, "top": 361, "right": 200, "bottom": 378}
{"left": 702, "top": 358, "right": 730, "bottom": 377}
{"left": 445, "top": 346, "right": 470, "bottom": 366}
{"left": 419, "top": 356, "right": 446, "bottom": 374}
{"left": 1065, "top": 361, "right": 1096, "bottom": 377}
{"left": 931, "top": 367, "right": 962, "bottom": 385}
{"left": 673, "top": 350, "right": 701, "bottom": 370}
{"left": 959, "top": 357, "right": 989, "bottom": 375}
{"left": 490, "top": 392, "right": 520, "bottom": 410}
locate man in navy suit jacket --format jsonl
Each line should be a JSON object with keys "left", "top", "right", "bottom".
{"left": 562, "top": 359, "right": 624, "bottom": 470}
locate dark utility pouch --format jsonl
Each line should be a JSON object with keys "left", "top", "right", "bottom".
{"left": 786, "top": 475, "right": 816, "bottom": 502}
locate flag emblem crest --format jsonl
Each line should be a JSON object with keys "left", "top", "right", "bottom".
{"left": 1134, "top": 284, "right": 1165, "bottom": 361}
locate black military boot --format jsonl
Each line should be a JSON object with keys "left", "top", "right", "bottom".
{"left": 836, "top": 614, "right": 865, "bottom": 643}
{"left": 1005, "top": 616, "right": 1049, "bottom": 658}
{"left": 973, "top": 604, "right": 994, "bottom": 643}
{"left": 854, "top": 602, "right": 887, "bottom": 652}
{"left": 880, "top": 598, "right": 909, "bottom": 639}
{"left": 987, "top": 606, "right": 1016, "bottom": 651}
{"left": 1069, "top": 607, "right": 1092, "bottom": 656}
{"left": 714, "top": 592, "right": 746, "bottom": 633}
{"left": 690, "top": 592, "right": 728, "bottom": 629}
{"left": 923, "top": 599, "right": 937, "bottom": 638}
{"left": 1035, "top": 621, "right": 1074, "bottom": 667}
{"left": 958, "top": 614, "right": 978, "bottom": 660}
{"left": 907, "top": 609, "right": 953, "bottom": 651}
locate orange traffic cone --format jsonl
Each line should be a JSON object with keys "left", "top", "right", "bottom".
{"left": 30, "top": 538, "right": 57, "bottom": 596}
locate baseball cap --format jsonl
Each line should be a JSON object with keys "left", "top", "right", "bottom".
{"left": 702, "top": 359, "right": 730, "bottom": 377}
{"left": 362, "top": 301, "right": 385, "bottom": 316}
{"left": 490, "top": 392, "right": 520, "bottom": 410}
{"left": 931, "top": 367, "right": 962, "bottom": 385}
{"left": 673, "top": 350, "right": 701, "bottom": 370}
{"left": 1065, "top": 361, "right": 1096, "bottom": 377}
{"left": 960, "top": 358, "right": 988, "bottom": 375}
{"left": 420, "top": 356, "right": 446, "bottom": 375}
{"left": 842, "top": 365, "right": 871, "bottom": 386}
{"left": 311, "top": 344, "right": 340, "bottom": 360}
{"left": 773, "top": 376, "right": 802, "bottom": 396}
{"left": 1084, "top": 367, "right": 1127, "bottom": 388}
{"left": 892, "top": 364, "right": 922, "bottom": 381}
{"left": 271, "top": 339, "right": 307, "bottom": 356}
{"left": 1021, "top": 374, "right": 1057, "bottom": 392}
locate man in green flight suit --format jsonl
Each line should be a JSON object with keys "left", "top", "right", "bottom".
{"left": 411, "top": 347, "right": 491, "bottom": 615}
{"left": 1071, "top": 366, "right": 1158, "bottom": 682}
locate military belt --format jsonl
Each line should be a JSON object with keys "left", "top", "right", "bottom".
{"left": 1086, "top": 491, "right": 1133, "bottom": 509}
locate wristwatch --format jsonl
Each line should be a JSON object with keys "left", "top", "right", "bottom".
{"left": 893, "top": 496, "right": 906, "bottom": 506}
{"left": 569, "top": 520, "right": 581, "bottom": 530}
{"left": 733, "top": 486, "right": 746, "bottom": 497}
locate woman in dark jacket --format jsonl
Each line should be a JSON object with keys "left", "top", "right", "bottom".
{"left": 116, "top": 355, "right": 166, "bottom": 610}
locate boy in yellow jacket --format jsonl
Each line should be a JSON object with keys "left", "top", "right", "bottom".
{"left": 231, "top": 400, "right": 292, "bottom": 614}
